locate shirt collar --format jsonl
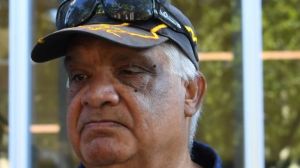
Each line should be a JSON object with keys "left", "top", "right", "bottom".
{"left": 191, "top": 141, "right": 222, "bottom": 168}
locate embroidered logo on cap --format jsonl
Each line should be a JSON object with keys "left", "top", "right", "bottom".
{"left": 78, "top": 23, "right": 168, "bottom": 40}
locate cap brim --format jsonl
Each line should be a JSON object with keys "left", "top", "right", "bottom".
{"left": 31, "top": 23, "right": 168, "bottom": 62}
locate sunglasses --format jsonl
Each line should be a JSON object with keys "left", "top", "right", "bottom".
{"left": 56, "top": 0, "right": 197, "bottom": 45}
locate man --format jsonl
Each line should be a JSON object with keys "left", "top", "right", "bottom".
{"left": 32, "top": 0, "right": 222, "bottom": 168}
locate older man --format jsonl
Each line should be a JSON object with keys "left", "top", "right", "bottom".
{"left": 32, "top": 0, "right": 221, "bottom": 168}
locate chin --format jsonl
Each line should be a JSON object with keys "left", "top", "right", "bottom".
{"left": 80, "top": 137, "right": 136, "bottom": 166}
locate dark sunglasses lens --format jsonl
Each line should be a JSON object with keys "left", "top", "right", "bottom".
{"left": 102, "top": 0, "right": 153, "bottom": 21}
{"left": 56, "top": 1, "right": 72, "bottom": 29}
{"left": 56, "top": 0, "right": 98, "bottom": 29}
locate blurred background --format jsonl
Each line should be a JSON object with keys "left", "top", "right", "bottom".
{"left": 0, "top": 0, "right": 300, "bottom": 167}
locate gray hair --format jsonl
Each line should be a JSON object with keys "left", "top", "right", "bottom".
{"left": 157, "top": 42, "right": 202, "bottom": 150}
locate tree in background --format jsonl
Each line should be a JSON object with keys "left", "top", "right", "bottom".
{"left": 0, "top": 0, "right": 8, "bottom": 161}
{"left": 263, "top": 0, "right": 300, "bottom": 167}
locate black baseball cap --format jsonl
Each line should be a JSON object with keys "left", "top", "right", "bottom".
{"left": 31, "top": 0, "right": 199, "bottom": 69}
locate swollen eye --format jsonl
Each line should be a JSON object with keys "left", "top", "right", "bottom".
{"left": 120, "top": 66, "right": 145, "bottom": 75}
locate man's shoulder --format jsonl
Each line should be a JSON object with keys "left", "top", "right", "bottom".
{"left": 191, "top": 141, "right": 222, "bottom": 168}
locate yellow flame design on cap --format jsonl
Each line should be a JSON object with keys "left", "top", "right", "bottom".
{"left": 78, "top": 23, "right": 168, "bottom": 40}
{"left": 184, "top": 26, "right": 197, "bottom": 43}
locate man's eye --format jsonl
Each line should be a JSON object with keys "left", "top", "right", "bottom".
{"left": 71, "top": 74, "right": 88, "bottom": 82}
{"left": 119, "top": 66, "right": 145, "bottom": 75}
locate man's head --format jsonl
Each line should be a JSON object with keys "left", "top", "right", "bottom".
{"left": 31, "top": 0, "right": 206, "bottom": 167}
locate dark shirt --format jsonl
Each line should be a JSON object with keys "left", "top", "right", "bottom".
{"left": 191, "top": 141, "right": 222, "bottom": 168}
{"left": 79, "top": 141, "right": 222, "bottom": 168}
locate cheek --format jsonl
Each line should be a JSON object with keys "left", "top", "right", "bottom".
{"left": 156, "top": 77, "right": 185, "bottom": 123}
{"left": 66, "top": 89, "right": 84, "bottom": 158}
{"left": 132, "top": 75, "right": 185, "bottom": 138}
{"left": 148, "top": 74, "right": 184, "bottom": 114}
{"left": 67, "top": 87, "right": 80, "bottom": 102}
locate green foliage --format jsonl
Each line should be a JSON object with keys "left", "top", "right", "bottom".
{"left": 0, "top": 0, "right": 8, "bottom": 27}
{"left": 0, "top": 0, "right": 8, "bottom": 59}
{"left": 264, "top": 61, "right": 300, "bottom": 167}
{"left": 0, "top": 0, "right": 8, "bottom": 159}
{"left": 172, "top": 0, "right": 235, "bottom": 51}
{"left": 263, "top": 0, "right": 300, "bottom": 50}
{"left": 263, "top": 0, "right": 300, "bottom": 167}
{"left": 0, "top": 28, "right": 8, "bottom": 59}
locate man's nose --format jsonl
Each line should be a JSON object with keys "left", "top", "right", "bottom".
{"left": 81, "top": 77, "right": 120, "bottom": 108}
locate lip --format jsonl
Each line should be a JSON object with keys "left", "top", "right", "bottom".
{"left": 80, "top": 120, "right": 124, "bottom": 133}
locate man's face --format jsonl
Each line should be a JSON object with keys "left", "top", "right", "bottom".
{"left": 65, "top": 36, "right": 192, "bottom": 167}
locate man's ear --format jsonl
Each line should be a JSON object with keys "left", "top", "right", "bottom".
{"left": 184, "top": 74, "right": 206, "bottom": 117}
